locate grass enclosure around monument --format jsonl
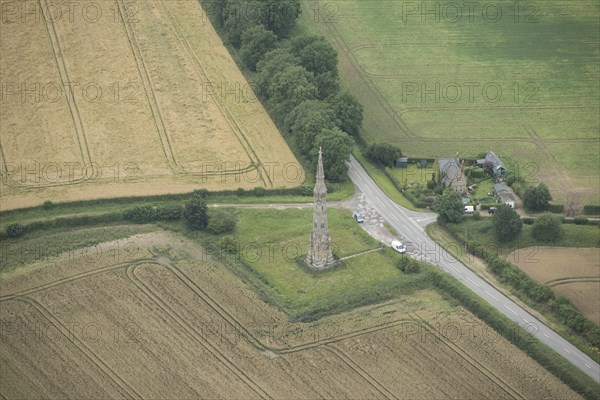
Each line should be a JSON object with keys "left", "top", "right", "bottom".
{"left": 207, "top": 208, "right": 435, "bottom": 321}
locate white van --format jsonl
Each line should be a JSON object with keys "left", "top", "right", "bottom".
{"left": 464, "top": 205, "right": 474, "bottom": 213}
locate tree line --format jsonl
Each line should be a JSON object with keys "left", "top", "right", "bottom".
{"left": 202, "top": 0, "right": 364, "bottom": 181}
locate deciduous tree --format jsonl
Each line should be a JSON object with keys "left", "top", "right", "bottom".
{"left": 434, "top": 189, "right": 464, "bottom": 224}
{"left": 267, "top": 65, "right": 318, "bottom": 123}
{"left": 531, "top": 213, "right": 563, "bottom": 242}
{"left": 240, "top": 25, "right": 278, "bottom": 71}
{"left": 523, "top": 183, "right": 552, "bottom": 211}
{"left": 311, "top": 128, "right": 354, "bottom": 182}
{"left": 492, "top": 204, "right": 522, "bottom": 242}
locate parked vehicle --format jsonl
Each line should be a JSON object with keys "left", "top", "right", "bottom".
{"left": 391, "top": 240, "right": 406, "bottom": 254}
{"left": 464, "top": 205, "right": 474, "bottom": 213}
{"left": 353, "top": 212, "right": 365, "bottom": 223}
{"left": 488, "top": 207, "right": 497, "bottom": 214}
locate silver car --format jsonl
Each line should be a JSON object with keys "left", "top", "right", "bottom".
{"left": 353, "top": 212, "right": 365, "bottom": 223}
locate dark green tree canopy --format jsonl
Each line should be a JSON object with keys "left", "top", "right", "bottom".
{"left": 313, "top": 71, "right": 340, "bottom": 100}
{"left": 331, "top": 91, "right": 364, "bottom": 137}
{"left": 219, "top": 0, "right": 301, "bottom": 47}
{"left": 492, "top": 204, "right": 523, "bottom": 242}
{"left": 311, "top": 128, "right": 354, "bottom": 182}
{"left": 183, "top": 194, "right": 209, "bottom": 230}
{"left": 531, "top": 213, "right": 563, "bottom": 242}
{"left": 290, "top": 35, "right": 338, "bottom": 76}
{"left": 366, "top": 143, "right": 402, "bottom": 167}
{"left": 255, "top": 48, "right": 300, "bottom": 99}
{"left": 523, "top": 183, "right": 553, "bottom": 211}
{"left": 285, "top": 100, "right": 337, "bottom": 153}
{"left": 434, "top": 189, "right": 464, "bottom": 224}
{"left": 239, "top": 25, "right": 278, "bottom": 71}
{"left": 267, "top": 65, "right": 319, "bottom": 124}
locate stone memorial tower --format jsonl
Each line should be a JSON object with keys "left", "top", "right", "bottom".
{"left": 306, "top": 147, "right": 336, "bottom": 269}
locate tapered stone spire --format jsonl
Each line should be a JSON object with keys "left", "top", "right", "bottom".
{"left": 306, "top": 147, "right": 336, "bottom": 269}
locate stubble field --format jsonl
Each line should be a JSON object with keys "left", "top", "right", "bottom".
{"left": 508, "top": 247, "right": 600, "bottom": 325}
{"left": 0, "top": 0, "right": 300, "bottom": 211}
{"left": 0, "top": 230, "right": 581, "bottom": 399}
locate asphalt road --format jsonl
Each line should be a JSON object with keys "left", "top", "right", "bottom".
{"left": 347, "top": 155, "right": 600, "bottom": 382}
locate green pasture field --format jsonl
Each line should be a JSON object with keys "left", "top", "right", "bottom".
{"left": 297, "top": 0, "right": 599, "bottom": 204}
{"left": 445, "top": 218, "right": 600, "bottom": 254}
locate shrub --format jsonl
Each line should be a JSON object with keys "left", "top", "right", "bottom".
{"left": 123, "top": 205, "right": 157, "bottom": 223}
{"left": 207, "top": 210, "right": 237, "bottom": 234}
{"left": 365, "top": 143, "right": 401, "bottom": 167}
{"left": 583, "top": 205, "right": 600, "bottom": 215}
{"left": 219, "top": 236, "right": 239, "bottom": 255}
{"left": 464, "top": 168, "right": 487, "bottom": 180}
{"left": 192, "top": 189, "right": 209, "bottom": 198}
{"left": 253, "top": 187, "right": 266, "bottom": 197}
{"left": 573, "top": 216, "right": 588, "bottom": 225}
{"left": 531, "top": 213, "right": 563, "bottom": 242}
{"left": 547, "top": 204, "right": 564, "bottom": 214}
{"left": 298, "top": 185, "right": 313, "bottom": 196}
{"left": 183, "top": 195, "right": 208, "bottom": 230}
{"left": 522, "top": 217, "right": 535, "bottom": 225}
{"left": 6, "top": 223, "right": 25, "bottom": 238}
{"left": 397, "top": 256, "right": 420, "bottom": 273}
{"left": 492, "top": 204, "right": 522, "bottom": 242}
{"left": 236, "top": 187, "right": 245, "bottom": 197}
{"left": 529, "top": 284, "right": 554, "bottom": 303}
{"left": 426, "top": 180, "right": 437, "bottom": 190}
{"left": 505, "top": 173, "right": 517, "bottom": 186}
{"left": 156, "top": 204, "right": 183, "bottom": 220}
{"left": 42, "top": 200, "right": 55, "bottom": 210}
{"left": 472, "top": 211, "right": 481, "bottom": 220}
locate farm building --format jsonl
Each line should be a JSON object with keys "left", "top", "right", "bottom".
{"left": 477, "top": 151, "right": 507, "bottom": 177}
{"left": 493, "top": 183, "right": 515, "bottom": 208}
{"left": 395, "top": 157, "right": 408, "bottom": 168}
{"left": 438, "top": 157, "right": 467, "bottom": 195}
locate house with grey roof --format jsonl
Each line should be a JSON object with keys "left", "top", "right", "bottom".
{"left": 478, "top": 151, "right": 507, "bottom": 177}
{"left": 438, "top": 157, "right": 467, "bottom": 195}
{"left": 493, "top": 183, "right": 515, "bottom": 208}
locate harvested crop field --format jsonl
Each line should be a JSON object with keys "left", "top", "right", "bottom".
{"left": 0, "top": 231, "right": 581, "bottom": 399}
{"left": 508, "top": 247, "right": 600, "bottom": 325}
{"left": 0, "top": 0, "right": 300, "bottom": 211}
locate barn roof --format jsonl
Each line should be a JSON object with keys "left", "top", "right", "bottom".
{"left": 484, "top": 151, "right": 505, "bottom": 169}
{"left": 494, "top": 183, "right": 509, "bottom": 193}
{"left": 499, "top": 192, "right": 515, "bottom": 202}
